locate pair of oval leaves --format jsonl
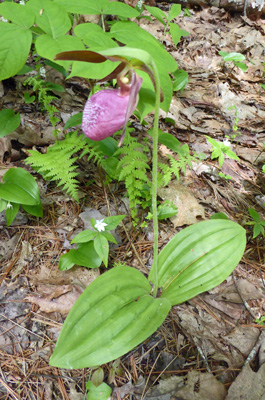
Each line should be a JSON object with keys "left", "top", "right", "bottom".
{"left": 50, "top": 219, "right": 246, "bottom": 369}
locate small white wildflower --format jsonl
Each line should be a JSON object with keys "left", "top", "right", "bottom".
{"left": 223, "top": 138, "right": 231, "bottom": 147}
{"left": 39, "top": 67, "right": 46, "bottom": 78}
{"left": 137, "top": 0, "right": 143, "bottom": 8}
{"left": 6, "top": 202, "right": 13, "bottom": 209}
{"left": 19, "top": 0, "right": 26, "bottom": 5}
{"left": 95, "top": 219, "right": 107, "bottom": 232}
{"left": 1, "top": 17, "right": 8, "bottom": 23}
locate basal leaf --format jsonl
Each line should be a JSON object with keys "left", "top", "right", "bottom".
{"left": 0, "top": 168, "right": 41, "bottom": 206}
{"left": 0, "top": 23, "right": 32, "bottom": 81}
{"left": 5, "top": 202, "right": 19, "bottom": 226}
{"left": 50, "top": 266, "right": 171, "bottom": 368}
{"left": 149, "top": 220, "right": 246, "bottom": 305}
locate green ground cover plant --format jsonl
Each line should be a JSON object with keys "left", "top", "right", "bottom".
{"left": 47, "top": 47, "right": 246, "bottom": 375}
{"left": 0, "top": 2, "right": 249, "bottom": 397}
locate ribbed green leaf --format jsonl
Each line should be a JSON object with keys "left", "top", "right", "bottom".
{"left": 149, "top": 220, "right": 246, "bottom": 305}
{"left": 50, "top": 266, "right": 171, "bottom": 368}
{"left": 0, "top": 168, "right": 41, "bottom": 206}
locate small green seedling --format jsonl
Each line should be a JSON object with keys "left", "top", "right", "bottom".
{"left": 219, "top": 51, "right": 247, "bottom": 72}
{"left": 0, "top": 167, "right": 43, "bottom": 225}
{"left": 206, "top": 136, "right": 240, "bottom": 168}
{"left": 227, "top": 105, "right": 241, "bottom": 140}
{"left": 59, "top": 215, "right": 125, "bottom": 270}
{"left": 245, "top": 208, "right": 265, "bottom": 239}
{"left": 144, "top": 4, "right": 189, "bottom": 47}
{"left": 86, "top": 368, "right": 112, "bottom": 400}
{"left": 255, "top": 315, "right": 265, "bottom": 325}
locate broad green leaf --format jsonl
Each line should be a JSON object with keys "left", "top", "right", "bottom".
{"left": 0, "top": 199, "right": 7, "bottom": 213}
{"left": 99, "top": 46, "right": 153, "bottom": 66}
{"left": 5, "top": 202, "right": 19, "bottom": 226}
{"left": 58, "top": 252, "right": 75, "bottom": 271}
{"left": 103, "top": 215, "right": 125, "bottom": 230}
{"left": 100, "top": 231, "right": 117, "bottom": 245}
{"left": 74, "top": 23, "right": 118, "bottom": 49}
{"left": 36, "top": 34, "right": 85, "bottom": 68}
{"left": 0, "top": 168, "right": 41, "bottom": 206}
{"left": 64, "top": 113, "right": 82, "bottom": 129}
{"left": 69, "top": 60, "right": 118, "bottom": 80}
{"left": 149, "top": 220, "right": 246, "bottom": 305}
{"left": 219, "top": 51, "right": 245, "bottom": 62}
{"left": 158, "top": 132, "right": 180, "bottom": 152}
{"left": 168, "top": 4, "right": 182, "bottom": 21}
{"left": 109, "top": 22, "right": 177, "bottom": 110}
{"left": 50, "top": 266, "right": 171, "bottom": 368}
{"left": 0, "top": 23, "right": 32, "bottom": 81}
{"left": 248, "top": 208, "right": 260, "bottom": 222}
{"left": 28, "top": 0, "right": 71, "bottom": 38}
{"left": 21, "top": 202, "right": 43, "bottom": 218}
{"left": 169, "top": 23, "right": 189, "bottom": 47}
{"left": 94, "top": 234, "right": 109, "bottom": 267}
{"left": 145, "top": 5, "right": 167, "bottom": 25}
{"left": 54, "top": 0, "right": 108, "bottom": 14}
{"left": 235, "top": 62, "right": 247, "bottom": 72}
{"left": 66, "top": 241, "right": 102, "bottom": 268}
{"left": 0, "top": 3, "right": 35, "bottom": 28}
{"left": 110, "top": 22, "right": 176, "bottom": 71}
{"left": 0, "top": 109, "right": 20, "bottom": 138}
{"left": 210, "top": 212, "right": 229, "bottom": 220}
{"left": 71, "top": 229, "right": 97, "bottom": 244}
{"left": 172, "top": 69, "right": 188, "bottom": 91}
{"left": 137, "top": 87, "right": 156, "bottom": 122}
{"left": 86, "top": 381, "right": 112, "bottom": 400}
{"left": 97, "top": 137, "right": 118, "bottom": 156}
{"left": 253, "top": 224, "right": 264, "bottom": 238}
{"left": 103, "top": 2, "right": 140, "bottom": 18}
{"left": 157, "top": 202, "right": 178, "bottom": 220}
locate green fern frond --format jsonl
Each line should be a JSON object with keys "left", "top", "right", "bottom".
{"left": 25, "top": 131, "right": 99, "bottom": 201}
{"left": 115, "top": 133, "right": 151, "bottom": 222}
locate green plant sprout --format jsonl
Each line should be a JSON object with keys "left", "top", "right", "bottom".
{"left": 255, "top": 315, "right": 265, "bottom": 325}
{"left": 0, "top": 168, "right": 43, "bottom": 225}
{"left": 49, "top": 47, "right": 246, "bottom": 371}
{"left": 144, "top": 4, "right": 189, "bottom": 47}
{"left": 206, "top": 136, "right": 240, "bottom": 168}
{"left": 227, "top": 105, "right": 241, "bottom": 140}
{"left": 245, "top": 208, "right": 265, "bottom": 238}
{"left": 59, "top": 215, "right": 125, "bottom": 270}
{"left": 219, "top": 51, "right": 248, "bottom": 72}
{"left": 86, "top": 367, "right": 112, "bottom": 400}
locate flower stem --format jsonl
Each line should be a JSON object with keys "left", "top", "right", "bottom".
{"left": 150, "top": 60, "right": 161, "bottom": 298}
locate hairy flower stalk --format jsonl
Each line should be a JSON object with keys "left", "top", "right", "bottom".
{"left": 82, "top": 71, "right": 142, "bottom": 143}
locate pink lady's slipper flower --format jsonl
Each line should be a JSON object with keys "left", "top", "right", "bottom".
{"left": 54, "top": 50, "right": 148, "bottom": 145}
{"left": 82, "top": 71, "right": 142, "bottom": 142}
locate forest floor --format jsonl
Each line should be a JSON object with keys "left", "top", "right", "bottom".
{"left": 0, "top": 2, "right": 265, "bottom": 400}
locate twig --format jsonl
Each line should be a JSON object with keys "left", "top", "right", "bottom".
{"left": 244, "top": 330, "right": 265, "bottom": 366}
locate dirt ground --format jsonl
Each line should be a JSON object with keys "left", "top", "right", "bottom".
{"left": 0, "top": 2, "right": 265, "bottom": 399}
